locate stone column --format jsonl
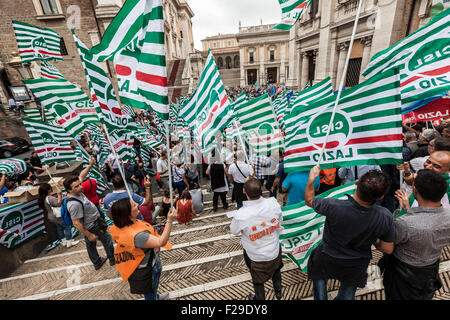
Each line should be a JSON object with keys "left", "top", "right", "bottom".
{"left": 359, "top": 36, "right": 373, "bottom": 83}
{"left": 300, "top": 52, "right": 309, "bottom": 89}
{"left": 240, "top": 47, "right": 246, "bottom": 87}
{"left": 280, "top": 42, "right": 286, "bottom": 85}
{"left": 335, "top": 42, "right": 349, "bottom": 88}
{"left": 259, "top": 45, "right": 265, "bottom": 86}
{"left": 294, "top": 42, "right": 302, "bottom": 90}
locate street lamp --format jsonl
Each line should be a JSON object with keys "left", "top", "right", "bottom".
{"left": 8, "top": 51, "right": 33, "bottom": 80}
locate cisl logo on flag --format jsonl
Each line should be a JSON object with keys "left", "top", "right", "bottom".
{"left": 1, "top": 210, "right": 23, "bottom": 234}
{"left": 306, "top": 111, "right": 354, "bottom": 162}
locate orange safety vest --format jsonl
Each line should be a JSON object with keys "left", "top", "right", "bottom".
{"left": 109, "top": 220, "right": 172, "bottom": 282}
{"left": 320, "top": 168, "right": 337, "bottom": 186}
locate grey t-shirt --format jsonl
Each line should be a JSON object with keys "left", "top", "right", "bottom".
{"left": 394, "top": 206, "right": 450, "bottom": 267}
{"left": 67, "top": 193, "right": 100, "bottom": 230}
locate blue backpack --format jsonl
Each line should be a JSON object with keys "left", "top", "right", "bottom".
{"left": 60, "top": 197, "right": 84, "bottom": 227}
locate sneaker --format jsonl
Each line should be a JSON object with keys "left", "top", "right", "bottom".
{"left": 158, "top": 292, "right": 169, "bottom": 300}
{"left": 66, "top": 239, "right": 80, "bottom": 248}
{"left": 94, "top": 257, "right": 108, "bottom": 271}
{"left": 109, "top": 259, "right": 115, "bottom": 266}
{"left": 248, "top": 294, "right": 256, "bottom": 300}
{"left": 275, "top": 292, "right": 282, "bottom": 300}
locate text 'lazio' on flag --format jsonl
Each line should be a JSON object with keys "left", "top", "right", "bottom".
{"left": 284, "top": 68, "right": 403, "bottom": 173}
{"left": 179, "top": 50, "right": 233, "bottom": 153}
{"left": 22, "top": 118, "right": 77, "bottom": 165}
{"left": 72, "top": 31, "right": 132, "bottom": 132}
{"left": 362, "top": 8, "right": 450, "bottom": 114}
{"left": 280, "top": 182, "right": 357, "bottom": 272}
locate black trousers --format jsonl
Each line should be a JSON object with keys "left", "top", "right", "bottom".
{"left": 379, "top": 254, "right": 442, "bottom": 300}
{"left": 233, "top": 183, "right": 245, "bottom": 208}
{"left": 213, "top": 191, "right": 227, "bottom": 209}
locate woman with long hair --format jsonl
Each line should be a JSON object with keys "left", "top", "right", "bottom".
{"left": 176, "top": 189, "right": 195, "bottom": 224}
{"left": 109, "top": 198, "right": 177, "bottom": 300}
{"left": 38, "top": 183, "right": 79, "bottom": 248}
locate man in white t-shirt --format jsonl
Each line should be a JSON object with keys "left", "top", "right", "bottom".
{"left": 230, "top": 178, "right": 283, "bottom": 300}
{"left": 228, "top": 151, "right": 254, "bottom": 209}
{"left": 106, "top": 153, "right": 120, "bottom": 176}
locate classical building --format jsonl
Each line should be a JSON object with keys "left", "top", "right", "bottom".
{"left": 288, "top": 0, "right": 439, "bottom": 90}
{"left": 201, "top": 21, "right": 290, "bottom": 88}
{"left": 201, "top": 33, "right": 240, "bottom": 87}
{"left": 237, "top": 23, "right": 290, "bottom": 87}
{"left": 0, "top": 0, "right": 201, "bottom": 111}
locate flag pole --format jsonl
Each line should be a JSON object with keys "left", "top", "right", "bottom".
{"left": 45, "top": 167, "right": 61, "bottom": 192}
{"left": 100, "top": 126, "right": 134, "bottom": 200}
{"left": 316, "top": 0, "right": 364, "bottom": 167}
{"left": 233, "top": 118, "right": 250, "bottom": 164}
{"left": 164, "top": 121, "right": 174, "bottom": 209}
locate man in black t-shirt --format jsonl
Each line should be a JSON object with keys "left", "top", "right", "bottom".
{"left": 304, "top": 166, "right": 396, "bottom": 300}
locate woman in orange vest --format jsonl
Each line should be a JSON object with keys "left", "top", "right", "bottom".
{"left": 109, "top": 198, "right": 177, "bottom": 300}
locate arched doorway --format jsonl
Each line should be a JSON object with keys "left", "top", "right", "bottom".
{"left": 217, "top": 57, "right": 224, "bottom": 69}
{"left": 225, "top": 56, "right": 232, "bottom": 69}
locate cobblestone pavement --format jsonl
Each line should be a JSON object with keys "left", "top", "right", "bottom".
{"left": 1, "top": 186, "right": 450, "bottom": 301}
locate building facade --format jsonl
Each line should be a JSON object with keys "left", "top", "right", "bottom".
{"left": 288, "top": 0, "right": 439, "bottom": 90}
{"left": 201, "top": 22, "right": 290, "bottom": 88}
{"left": 237, "top": 23, "right": 290, "bottom": 87}
{"left": 0, "top": 0, "right": 200, "bottom": 109}
{"left": 201, "top": 33, "right": 240, "bottom": 87}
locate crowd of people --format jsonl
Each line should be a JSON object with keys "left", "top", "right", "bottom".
{"left": 1, "top": 89, "right": 449, "bottom": 301}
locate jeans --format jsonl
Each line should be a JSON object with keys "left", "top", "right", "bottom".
{"left": 143, "top": 257, "right": 162, "bottom": 300}
{"left": 313, "top": 280, "right": 357, "bottom": 300}
{"left": 55, "top": 222, "right": 72, "bottom": 241}
{"left": 85, "top": 219, "right": 115, "bottom": 267}
{"left": 173, "top": 180, "right": 186, "bottom": 196}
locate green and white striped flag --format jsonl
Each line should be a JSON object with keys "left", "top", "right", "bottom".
{"left": 180, "top": 50, "right": 233, "bottom": 153}
{"left": 23, "top": 78, "right": 100, "bottom": 137}
{"left": 88, "top": 0, "right": 149, "bottom": 61}
{"left": 284, "top": 68, "right": 403, "bottom": 173}
{"left": 12, "top": 20, "right": 62, "bottom": 63}
{"left": 281, "top": 182, "right": 357, "bottom": 271}
{"left": 51, "top": 101, "right": 100, "bottom": 137}
{"left": 0, "top": 158, "right": 27, "bottom": 178}
{"left": 230, "top": 92, "right": 248, "bottom": 112}
{"left": 234, "top": 94, "right": 284, "bottom": 155}
{"left": 134, "top": 129, "right": 163, "bottom": 152}
{"left": 273, "top": 0, "right": 312, "bottom": 30}
{"left": 23, "top": 78, "right": 89, "bottom": 107}
{"left": 0, "top": 200, "right": 46, "bottom": 249}
{"left": 40, "top": 60, "right": 64, "bottom": 80}
{"left": 22, "top": 118, "right": 77, "bottom": 165}
{"left": 288, "top": 77, "right": 334, "bottom": 112}
{"left": 72, "top": 31, "right": 131, "bottom": 131}
{"left": 285, "top": 78, "right": 334, "bottom": 141}
{"left": 87, "top": 0, "right": 169, "bottom": 119}
{"left": 362, "top": 9, "right": 450, "bottom": 114}
{"left": 109, "top": 128, "right": 135, "bottom": 162}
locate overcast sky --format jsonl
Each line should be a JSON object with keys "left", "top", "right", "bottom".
{"left": 187, "top": 0, "right": 281, "bottom": 50}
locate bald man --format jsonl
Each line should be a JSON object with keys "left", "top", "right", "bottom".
{"left": 402, "top": 151, "right": 450, "bottom": 208}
